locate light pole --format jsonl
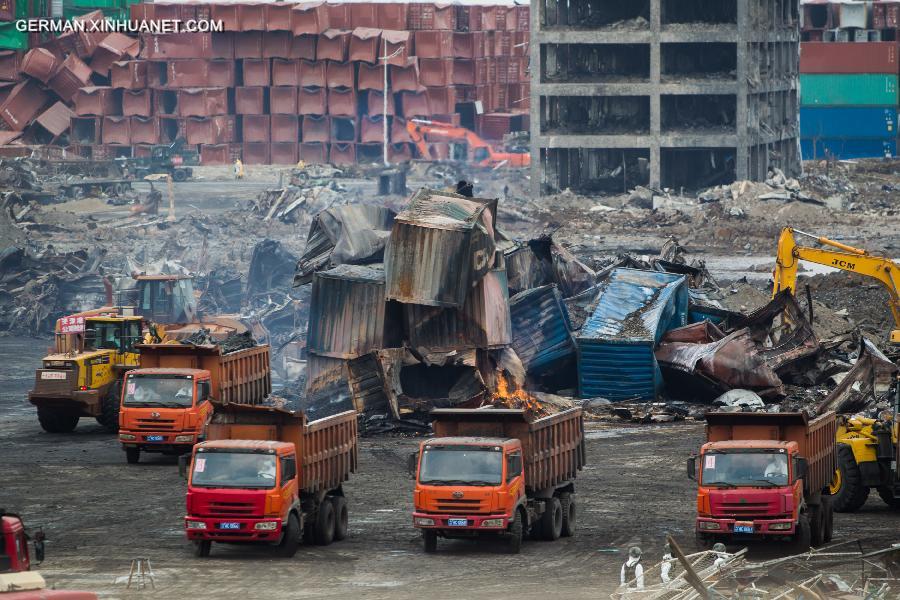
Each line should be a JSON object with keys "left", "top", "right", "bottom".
{"left": 380, "top": 39, "right": 405, "bottom": 167}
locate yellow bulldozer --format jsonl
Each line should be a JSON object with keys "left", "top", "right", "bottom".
{"left": 773, "top": 227, "right": 899, "bottom": 511}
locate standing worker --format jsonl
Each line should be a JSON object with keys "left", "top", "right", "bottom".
{"left": 620, "top": 546, "right": 645, "bottom": 590}
{"left": 234, "top": 158, "right": 244, "bottom": 180}
{"left": 660, "top": 543, "right": 675, "bottom": 583}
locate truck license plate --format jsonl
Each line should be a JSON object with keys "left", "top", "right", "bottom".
{"left": 41, "top": 371, "right": 66, "bottom": 380}
{"left": 447, "top": 518, "right": 468, "bottom": 527}
{"left": 734, "top": 523, "right": 754, "bottom": 534}
{"left": 145, "top": 435, "right": 164, "bottom": 442}
{"left": 218, "top": 522, "right": 240, "bottom": 530}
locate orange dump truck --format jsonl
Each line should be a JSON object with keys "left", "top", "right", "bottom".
{"left": 184, "top": 403, "right": 358, "bottom": 557}
{"left": 689, "top": 412, "right": 837, "bottom": 550}
{"left": 118, "top": 343, "right": 271, "bottom": 464}
{"left": 413, "top": 408, "right": 585, "bottom": 554}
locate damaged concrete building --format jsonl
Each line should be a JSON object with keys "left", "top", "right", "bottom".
{"left": 531, "top": 0, "right": 802, "bottom": 194}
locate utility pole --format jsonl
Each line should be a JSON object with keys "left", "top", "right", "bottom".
{"left": 380, "top": 38, "right": 405, "bottom": 167}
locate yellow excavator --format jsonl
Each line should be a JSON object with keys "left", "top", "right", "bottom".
{"left": 773, "top": 227, "right": 900, "bottom": 511}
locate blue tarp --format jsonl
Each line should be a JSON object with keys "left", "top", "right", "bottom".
{"left": 576, "top": 268, "right": 688, "bottom": 400}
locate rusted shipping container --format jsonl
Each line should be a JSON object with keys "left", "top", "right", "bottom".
{"left": 301, "top": 59, "right": 327, "bottom": 87}
{"left": 34, "top": 102, "right": 74, "bottom": 140}
{"left": 163, "top": 60, "right": 236, "bottom": 88}
{"left": 0, "top": 51, "right": 20, "bottom": 82}
{"left": 91, "top": 33, "right": 140, "bottom": 76}
{"left": 122, "top": 89, "right": 153, "bottom": 117}
{"left": 207, "top": 403, "right": 357, "bottom": 495}
{"left": 389, "top": 142, "right": 412, "bottom": 162}
{"left": 308, "top": 265, "right": 399, "bottom": 359}
{"left": 399, "top": 90, "right": 430, "bottom": 117}
{"left": 326, "top": 60, "right": 354, "bottom": 88}
{"left": 71, "top": 117, "right": 101, "bottom": 144}
{"left": 273, "top": 59, "right": 301, "bottom": 86}
{"left": 350, "top": 27, "right": 382, "bottom": 63}
{"left": 319, "top": 29, "right": 352, "bottom": 62}
{"left": 129, "top": 117, "right": 162, "bottom": 144}
{"left": 302, "top": 114, "right": 330, "bottom": 141}
{"left": 327, "top": 3, "right": 352, "bottom": 29}
{"left": 377, "top": 3, "right": 408, "bottom": 30}
{"left": 368, "top": 90, "right": 395, "bottom": 116}
{"left": 48, "top": 54, "right": 92, "bottom": 102}
{"left": 178, "top": 87, "right": 230, "bottom": 117}
{"left": 350, "top": 2, "right": 378, "bottom": 28}
{"left": 299, "top": 87, "right": 328, "bottom": 115}
{"left": 74, "top": 86, "right": 119, "bottom": 118}
{"left": 270, "top": 141, "right": 299, "bottom": 164}
{"left": 235, "top": 86, "right": 268, "bottom": 115}
{"left": 136, "top": 343, "right": 271, "bottom": 406}
{"left": 801, "top": 42, "right": 898, "bottom": 74}
{"left": 328, "top": 87, "right": 357, "bottom": 116}
{"left": 390, "top": 116, "right": 411, "bottom": 142}
{"left": 426, "top": 87, "right": 458, "bottom": 115}
{"left": 331, "top": 116, "right": 356, "bottom": 141}
{"left": 452, "top": 32, "right": 485, "bottom": 58}
{"left": 300, "top": 141, "right": 328, "bottom": 163}
{"left": 200, "top": 143, "right": 241, "bottom": 165}
{"left": 385, "top": 188, "right": 498, "bottom": 308}
{"left": 409, "top": 3, "right": 456, "bottom": 30}
{"left": 111, "top": 61, "right": 147, "bottom": 89}
{"left": 873, "top": 1, "right": 900, "bottom": 29}
{"left": 211, "top": 4, "right": 240, "bottom": 31}
{"left": 330, "top": 142, "right": 356, "bottom": 165}
{"left": 22, "top": 48, "right": 59, "bottom": 84}
{"left": 293, "top": 34, "right": 318, "bottom": 61}
{"left": 360, "top": 114, "right": 385, "bottom": 142}
{"left": 243, "top": 141, "right": 270, "bottom": 164}
{"left": 271, "top": 114, "right": 300, "bottom": 142}
{"left": 142, "top": 33, "right": 216, "bottom": 60}
{"left": 706, "top": 412, "right": 837, "bottom": 495}
{"left": 266, "top": 3, "right": 294, "bottom": 31}
{"left": 237, "top": 3, "right": 266, "bottom": 31}
{"left": 293, "top": 2, "right": 330, "bottom": 35}
{"left": 261, "top": 31, "right": 291, "bottom": 58}
{"left": 432, "top": 408, "right": 585, "bottom": 493}
{"left": 242, "top": 114, "right": 271, "bottom": 143}
{"left": 242, "top": 58, "right": 271, "bottom": 86}
{"left": 415, "top": 31, "right": 453, "bottom": 58}
{"left": 382, "top": 30, "right": 411, "bottom": 65}
{"left": 102, "top": 116, "right": 131, "bottom": 145}
{"left": 391, "top": 59, "right": 420, "bottom": 92}
{"left": 271, "top": 87, "right": 299, "bottom": 114}
{"left": 185, "top": 115, "right": 236, "bottom": 145}
{"left": 234, "top": 32, "right": 263, "bottom": 59}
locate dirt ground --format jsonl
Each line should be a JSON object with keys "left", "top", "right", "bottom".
{"left": 3, "top": 336, "right": 899, "bottom": 599}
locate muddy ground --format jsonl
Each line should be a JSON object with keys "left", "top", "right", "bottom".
{"left": 2, "top": 336, "right": 898, "bottom": 599}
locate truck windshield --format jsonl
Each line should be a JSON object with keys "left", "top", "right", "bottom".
{"left": 701, "top": 452, "right": 789, "bottom": 487}
{"left": 419, "top": 446, "right": 503, "bottom": 486}
{"left": 191, "top": 452, "right": 277, "bottom": 489}
{"left": 124, "top": 375, "right": 194, "bottom": 407}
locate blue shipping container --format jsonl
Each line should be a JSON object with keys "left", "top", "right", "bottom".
{"left": 509, "top": 284, "right": 576, "bottom": 376}
{"left": 576, "top": 269, "right": 688, "bottom": 401}
{"left": 800, "top": 107, "right": 896, "bottom": 139}
{"left": 800, "top": 138, "right": 896, "bottom": 160}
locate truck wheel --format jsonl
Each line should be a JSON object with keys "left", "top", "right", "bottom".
{"left": 507, "top": 509, "right": 523, "bottom": 554}
{"left": 194, "top": 540, "right": 211, "bottom": 557}
{"left": 315, "top": 500, "right": 335, "bottom": 546}
{"left": 540, "top": 497, "right": 563, "bottom": 541}
{"left": 173, "top": 169, "right": 188, "bottom": 182}
{"left": 877, "top": 487, "right": 900, "bottom": 510}
{"left": 423, "top": 530, "right": 437, "bottom": 553}
{"left": 823, "top": 496, "right": 834, "bottom": 543}
{"left": 125, "top": 447, "right": 140, "bottom": 464}
{"left": 793, "top": 514, "right": 811, "bottom": 552}
{"left": 808, "top": 506, "right": 823, "bottom": 547}
{"left": 330, "top": 497, "right": 349, "bottom": 541}
{"left": 277, "top": 514, "right": 300, "bottom": 558}
{"left": 38, "top": 410, "right": 79, "bottom": 433}
{"left": 96, "top": 384, "right": 121, "bottom": 433}
{"left": 832, "top": 444, "right": 869, "bottom": 513}
{"left": 560, "top": 493, "right": 576, "bottom": 538}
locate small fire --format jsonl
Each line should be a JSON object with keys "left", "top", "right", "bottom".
{"left": 484, "top": 373, "right": 548, "bottom": 417}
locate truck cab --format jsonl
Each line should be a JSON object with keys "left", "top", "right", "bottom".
{"left": 414, "top": 437, "right": 525, "bottom": 539}
{"left": 1, "top": 514, "right": 32, "bottom": 573}
{"left": 118, "top": 368, "right": 213, "bottom": 463}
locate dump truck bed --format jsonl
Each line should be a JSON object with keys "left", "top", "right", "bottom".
{"left": 135, "top": 343, "right": 271, "bottom": 405}
{"left": 431, "top": 408, "right": 585, "bottom": 492}
{"left": 207, "top": 403, "right": 358, "bottom": 494}
{"left": 705, "top": 411, "right": 837, "bottom": 494}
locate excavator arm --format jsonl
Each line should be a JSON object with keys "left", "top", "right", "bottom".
{"left": 773, "top": 227, "right": 900, "bottom": 343}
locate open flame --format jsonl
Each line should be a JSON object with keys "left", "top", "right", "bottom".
{"left": 484, "top": 373, "right": 548, "bottom": 417}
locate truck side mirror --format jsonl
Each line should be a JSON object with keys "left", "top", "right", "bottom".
{"left": 794, "top": 457, "right": 808, "bottom": 481}
{"left": 686, "top": 456, "right": 696, "bottom": 481}
{"left": 33, "top": 535, "right": 45, "bottom": 564}
{"left": 407, "top": 452, "right": 418, "bottom": 480}
{"left": 178, "top": 454, "right": 190, "bottom": 480}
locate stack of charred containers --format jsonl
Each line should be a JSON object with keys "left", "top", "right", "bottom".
{"left": 0, "top": 1, "right": 531, "bottom": 164}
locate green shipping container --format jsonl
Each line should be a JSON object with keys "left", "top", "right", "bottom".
{"left": 0, "top": 22, "right": 28, "bottom": 50}
{"left": 800, "top": 74, "right": 899, "bottom": 107}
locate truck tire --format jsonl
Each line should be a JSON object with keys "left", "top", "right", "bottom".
{"left": 423, "top": 530, "right": 437, "bottom": 553}
{"left": 793, "top": 514, "right": 811, "bottom": 552}
{"left": 808, "top": 505, "right": 823, "bottom": 547}
{"left": 96, "top": 384, "right": 121, "bottom": 433}
{"left": 331, "top": 497, "right": 349, "bottom": 541}
{"left": 823, "top": 496, "right": 834, "bottom": 543}
{"left": 173, "top": 169, "right": 188, "bottom": 182}
{"left": 560, "top": 493, "right": 576, "bottom": 538}
{"left": 877, "top": 487, "right": 900, "bottom": 510}
{"left": 540, "top": 497, "right": 563, "bottom": 541}
{"left": 194, "top": 540, "right": 211, "bottom": 557}
{"left": 277, "top": 513, "right": 300, "bottom": 558}
{"left": 125, "top": 447, "right": 140, "bottom": 464}
{"left": 507, "top": 509, "right": 523, "bottom": 554}
{"left": 38, "top": 410, "right": 79, "bottom": 433}
{"left": 315, "top": 500, "right": 336, "bottom": 546}
{"left": 832, "top": 444, "right": 869, "bottom": 512}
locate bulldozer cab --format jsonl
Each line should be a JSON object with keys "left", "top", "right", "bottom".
{"left": 132, "top": 275, "right": 197, "bottom": 324}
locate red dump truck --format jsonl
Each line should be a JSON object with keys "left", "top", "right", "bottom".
{"left": 688, "top": 412, "right": 837, "bottom": 550}
{"left": 413, "top": 408, "right": 585, "bottom": 554}
{"left": 118, "top": 343, "right": 271, "bottom": 464}
{"left": 183, "top": 403, "right": 358, "bottom": 557}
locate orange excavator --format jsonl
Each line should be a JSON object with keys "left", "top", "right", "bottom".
{"left": 406, "top": 119, "right": 530, "bottom": 169}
